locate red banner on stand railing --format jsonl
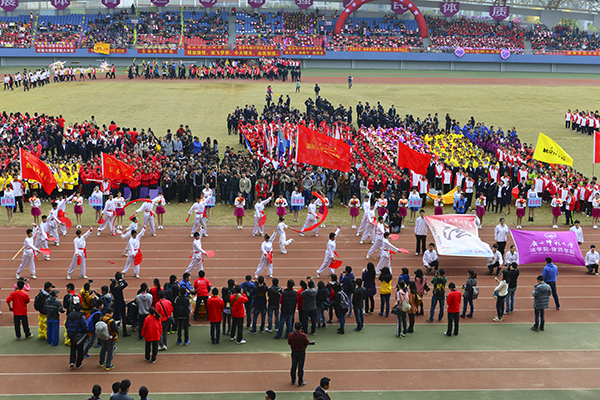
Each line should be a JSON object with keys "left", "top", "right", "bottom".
{"left": 184, "top": 48, "right": 281, "bottom": 57}
{"left": 35, "top": 43, "right": 76, "bottom": 53}
{"left": 283, "top": 46, "right": 325, "bottom": 56}
{"left": 137, "top": 48, "right": 178, "bottom": 54}
{"left": 346, "top": 47, "right": 410, "bottom": 52}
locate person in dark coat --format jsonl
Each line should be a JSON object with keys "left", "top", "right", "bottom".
{"left": 531, "top": 275, "right": 552, "bottom": 332}
{"left": 65, "top": 303, "right": 88, "bottom": 369}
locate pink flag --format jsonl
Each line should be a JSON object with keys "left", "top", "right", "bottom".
{"left": 510, "top": 230, "right": 584, "bottom": 266}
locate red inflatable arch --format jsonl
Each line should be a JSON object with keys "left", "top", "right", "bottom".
{"left": 334, "top": 0, "right": 428, "bottom": 38}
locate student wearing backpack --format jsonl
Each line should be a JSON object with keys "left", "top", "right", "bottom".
{"left": 174, "top": 287, "right": 192, "bottom": 345}
{"left": 407, "top": 282, "right": 419, "bottom": 333}
{"left": 333, "top": 282, "right": 349, "bottom": 334}
{"left": 339, "top": 266, "right": 355, "bottom": 318}
{"left": 493, "top": 270, "right": 509, "bottom": 322}
{"left": 207, "top": 287, "right": 224, "bottom": 344}
{"left": 44, "top": 289, "right": 65, "bottom": 346}
{"left": 460, "top": 270, "right": 477, "bottom": 318}
{"left": 34, "top": 281, "right": 54, "bottom": 340}
{"left": 65, "top": 303, "right": 88, "bottom": 369}
{"left": 426, "top": 269, "right": 447, "bottom": 323}
{"left": 142, "top": 307, "right": 162, "bottom": 363}
{"left": 378, "top": 267, "right": 392, "bottom": 317}
{"left": 84, "top": 300, "right": 104, "bottom": 359}
{"left": 394, "top": 281, "right": 409, "bottom": 337}
{"left": 445, "top": 282, "right": 461, "bottom": 337}
{"left": 98, "top": 307, "right": 119, "bottom": 370}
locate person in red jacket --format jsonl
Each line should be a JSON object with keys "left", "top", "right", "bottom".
{"left": 445, "top": 282, "right": 461, "bottom": 337}
{"left": 207, "top": 288, "right": 224, "bottom": 344}
{"left": 141, "top": 307, "right": 162, "bottom": 363}
{"left": 155, "top": 291, "right": 173, "bottom": 351}
{"left": 229, "top": 285, "right": 248, "bottom": 344}
{"left": 6, "top": 280, "right": 32, "bottom": 339}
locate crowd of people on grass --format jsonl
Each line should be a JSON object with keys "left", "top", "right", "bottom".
{"left": 0, "top": 89, "right": 595, "bottom": 233}
{"left": 563, "top": 109, "right": 600, "bottom": 135}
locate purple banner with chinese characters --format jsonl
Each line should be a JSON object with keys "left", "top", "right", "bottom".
{"left": 489, "top": 5, "right": 510, "bottom": 21}
{"left": 0, "top": 0, "right": 18, "bottom": 12}
{"left": 510, "top": 230, "right": 584, "bottom": 266}
{"left": 440, "top": 1, "right": 459, "bottom": 17}
{"left": 391, "top": 1, "right": 408, "bottom": 14}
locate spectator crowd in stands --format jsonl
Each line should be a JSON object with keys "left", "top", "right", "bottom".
{"left": 2, "top": 10, "right": 600, "bottom": 53}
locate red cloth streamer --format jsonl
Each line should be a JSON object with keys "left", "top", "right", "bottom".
{"left": 205, "top": 250, "right": 215, "bottom": 258}
{"left": 511, "top": 186, "right": 519, "bottom": 199}
{"left": 300, "top": 192, "right": 329, "bottom": 232}
{"left": 398, "top": 248, "right": 409, "bottom": 254}
{"left": 266, "top": 252, "right": 273, "bottom": 263}
{"left": 389, "top": 234, "right": 399, "bottom": 241}
{"left": 259, "top": 212, "right": 267, "bottom": 227}
{"left": 98, "top": 217, "right": 105, "bottom": 224}
{"left": 76, "top": 249, "right": 87, "bottom": 266}
{"left": 107, "top": 261, "right": 115, "bottom": 264}
{"left": 39, "top": 248, "right": 51, "bottom": 256}
{"left": 134, "top": 250, "right": 143, "bottom": 265}
{"left": 122, "top": 198, "right": 153, "bottom": 220}
{"left": 59, "top": 216, "right": 72, "bottom": 229}
{"left": 57, "top": 210, "right": 65, "bottom": 218}
{"left": 186, "top": 216, "right": 190, "bottom": 223}
{"left": 330, "top": 260, "right": 343, "bottom": 269}
{"left": 47, "top": 237, "right": 56, "bottom": 242}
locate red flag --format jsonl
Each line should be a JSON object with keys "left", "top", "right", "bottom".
{"left": 20, "top": 149, "right": 57, "bottom": 195}
{"left": 102, "top": 152, "right": 135, "bottom": 181}
{"left": 594, "top": 131, "right": 600, "bottom": 163}
{"left": 296, "top": 125, "right": 351, "bottom": 172}
{"left": 397, "top": 141, "right": 432, "bottom": 176}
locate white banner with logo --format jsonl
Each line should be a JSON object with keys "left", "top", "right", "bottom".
{"left": 424, "top": 214, "right": 493, "bottom": 257}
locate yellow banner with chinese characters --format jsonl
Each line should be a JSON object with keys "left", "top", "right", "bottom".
{"left": 94, "top": 42, "right": 110, "bottom": 55}
{"left": 533, "top": 132, "right": 573, "bottom": 166}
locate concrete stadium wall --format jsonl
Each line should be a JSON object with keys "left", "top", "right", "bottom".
{"left": 1, "top": 48, "right": 600, "bottom": 74}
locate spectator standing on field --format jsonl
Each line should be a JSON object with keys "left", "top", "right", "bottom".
{"left": 531, "top": 275, "right": 552, "bottom": 332}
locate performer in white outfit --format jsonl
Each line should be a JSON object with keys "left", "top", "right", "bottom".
{"left": 375, "top": 232, "right": 399, "bottom": 274}
{"left": 366, "top": 216, "right": 387, "bottom": 259}
{"left": 34, "top": 216, "right": 51, "bottom": 260}
{"left": 67, "top": 227, "right": 93, "bottom": 279}
{"left": 185, "top": 231, "right": 208, "bottom": 274}
{"left": 134, "top": 196, "right": 156, "bottom": 236}
{"left": 356, "top": 194, "right": 371, "bottom": 237}
{"left": 55, "top": 194, "right": 73, "bottom": 236}
{"left": 255, "top": 231, "right": 277, "bottom": 278}
{"left": 188, "top": 196, "right": 209, "bottom": 237}
{"left": 301, "top": 198, "right": 319, "bottom": 236}
{"left": 122, "top": 226, "right": 147, "bottom": 278}
{"left": 276, "top": 217, "right": 294, "bottom": 254}
{"left": 316, "top": 227, "right": 341, "bottom": 277}
{"left": 360, "top": 203, "right": 377, "bottom": 244}
{"left": 97, "top": 194, "right": 116, "bottom": 236}
{"left": 47, "top": 203, "right": 64, "bottom": 246}
{"left": 253, "top": 196, "right": 273, "bottom": 236}
{"left": 121, "top": 216, "right": 138, "bottom": 256}
{"left": 16, "top": 227, "right": 39, "bottom": 279}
